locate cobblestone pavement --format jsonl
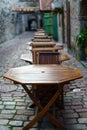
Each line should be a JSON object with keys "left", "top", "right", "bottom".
{"left": 0, "top": 31, "right": 87, "bottom": 130}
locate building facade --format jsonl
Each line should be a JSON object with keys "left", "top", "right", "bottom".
{"left": 52, "top": 0, "right": 87, "bottom": 61}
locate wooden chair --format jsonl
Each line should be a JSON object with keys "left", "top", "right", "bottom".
{"left": 32, "top": 46, "right": 63, "bottom": 64}
{"left": 38, "top": 52, "right": 61, "bottom": 64}
{"left": 35, "top": 52, "right": 69, "bottom": 108}
{"left": 37, "top": 52, "right": 70, "bottom": 64}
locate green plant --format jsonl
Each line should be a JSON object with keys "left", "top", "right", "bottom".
{"left": 52, "top": 7, "right": 63, "bottom": 16}
{"left": 76, "top": 25, "right": 87, "bottom": 61}
{"left": 76, "top": 25, "right": 87, "bottom": 51}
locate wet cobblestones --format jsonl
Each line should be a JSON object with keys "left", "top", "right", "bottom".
{"left": 0, "top": 32, "right": 87, "bottom": 130}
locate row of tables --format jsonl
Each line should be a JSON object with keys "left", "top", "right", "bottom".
{"left": 27, "top": 29, "right": 69, "bottom": 64}
{"left": 3, "top": 29, "right": 83, "bottom": 130}
{"left": 21, "top": 29, "right": 62, "bottom": 64}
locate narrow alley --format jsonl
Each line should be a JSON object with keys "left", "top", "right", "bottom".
{"left": 0, "top": 0, "right": 87, "bottom": 130}
{"left": 0, "top": 31, "right": 87, "bottom": 130}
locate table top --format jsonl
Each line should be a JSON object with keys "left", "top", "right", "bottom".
{"left": 33, "top": 38, "right": 53, "bottom": 42}
{"left": 32, "top": 46, "right": 63, "bottom": 52}
{"left": 31, "top": 41, "right": 55, "bottom": 47}
{"left": 34, "top": 35, "right": 48, "bottom": 39}
{"left": 3, "top": 65, "right": 83, "bottom": 85}
{"left": 34, "top": 33, "right": 46, "bottom": 36}
{"left": 36, "top": 29, "right": 45, "bottom": 32}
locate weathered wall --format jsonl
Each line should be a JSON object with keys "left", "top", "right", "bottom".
{"left": 0, "top": 0, "right": 39, "bottom": 44}
{"left": 69, "top": 0, "right": 80, "bottom": 56}
{"left": 0, "top": 0, "right": 19, "bottom": 44}
{"left": 51, "top": 0, "right": 87, "bottom": 60}
{"left": 58, "top": 0, "right": 80, "bottom": 56}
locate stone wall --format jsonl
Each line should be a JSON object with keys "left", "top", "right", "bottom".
{"left": 70, "top": 0, "right": 80, "bottom": 56}
{"left": 0, "top": 0, "right": 19, "bottom": 44}
{"left": 62, "top": 0, "right": 80, "bottom": 56}
{"left": 0, "top": 0, "right": 39, "bottom": 44}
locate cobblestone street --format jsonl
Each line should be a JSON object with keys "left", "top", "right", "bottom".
{"left": 0, "top": 31, "right": 87, "bottom": 130}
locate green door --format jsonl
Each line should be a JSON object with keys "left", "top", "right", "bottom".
{"left": 43, "top": 13, "right": 53, "bottom": 36}
{"left": 43, "top": 12, "right": 58, "bottom": 41}
{"left": 53, "top": 16, "right": 58, "bottom": 41}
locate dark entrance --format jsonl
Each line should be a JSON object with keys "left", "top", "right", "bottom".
{"left": 28, "top": 19, "right": 37, "bottom": 31}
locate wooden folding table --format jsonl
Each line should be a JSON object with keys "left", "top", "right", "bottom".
{"left": 3, "top": 64, "right": 83, "bottom": 130}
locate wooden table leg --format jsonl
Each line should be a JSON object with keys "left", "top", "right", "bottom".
{"left": 22, "top": 84, "right": 67, "bottom": 130}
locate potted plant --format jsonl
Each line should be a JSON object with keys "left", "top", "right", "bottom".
{"left": 76, "top": 25, "right": 87, "bottom": 61}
